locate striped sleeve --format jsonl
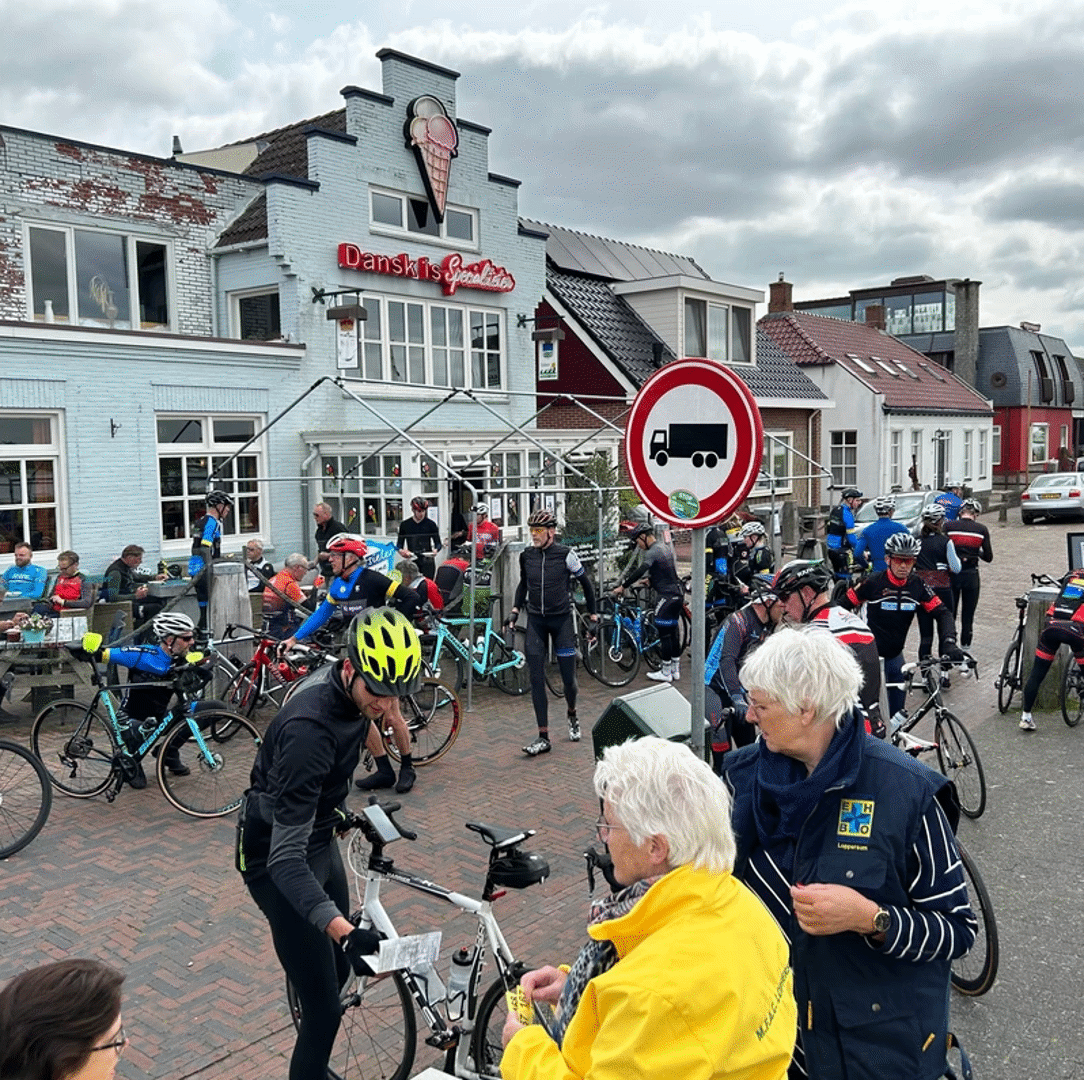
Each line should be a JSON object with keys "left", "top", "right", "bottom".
{"left": 876, "top": 800, "right": 978, "bottom": 963}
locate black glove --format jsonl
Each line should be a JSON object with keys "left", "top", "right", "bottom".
{"left": 341, "top": 927, "right": 381, "bottom": 976}
{"left": 942, "top": 643, "right": 965, "bottom": 663}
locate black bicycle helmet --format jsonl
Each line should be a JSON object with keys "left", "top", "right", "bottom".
{"left": 771, "top": 560, "right": 832, "bottom": 599}
{"left": 883, "top": 532, "right": 920, "bottom": 558}
{"left": 841, "top": 487, "right": 863, "bottom": 500}
{"left": 205, "top": 489, "right": 234, "bottom": 510}
{"left": 345, "top": 608, "right": 422, "bottom": 697}
{"left": 527, "top": 508, "right": 557, "bottom": 529}
{"left": 629, "top": 523, "right": 653, "bottom": 542}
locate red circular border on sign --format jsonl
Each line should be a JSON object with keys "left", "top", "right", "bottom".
{"left": 624, "top": 359, "right": 764, "bottom": 527}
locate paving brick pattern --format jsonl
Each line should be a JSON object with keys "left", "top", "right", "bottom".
{"left": 0, "top": 514, "right": 1074, "bottom": 1078}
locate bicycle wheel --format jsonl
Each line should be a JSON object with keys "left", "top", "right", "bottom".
{"left": 490, "top": 628, "right": 529, "bottom": 696}
{"left": 952, "top": 840, "right": 999, "bottom": 996}
{"left": 935, "top": 712, "right": 986, "bottom": 820}
{"left": 385, "top": 680, "right": 461, "bottom": 766}
{"left": 584, "top": 617, "right": 640, "bottom": 687}
{"left": 224, "top": 661, "right": 265, "bottom": 721}
{"left": 996, "top": 636, "right": 1021, "bottom": 714}
{"left": 31, "top": 700, "right": 118, "bottom": 798}
{"left": 543, "top": 635, "right": 566, "bottom": 698}
{"left": 420, "top": 633, "right": 467, "bottom": 692}
{"left": 287, "top": 967, "right": 416, "bottom": 1080}
{"left": 1060, "top": 661, "right": 1084, "bottom": 728}
{"left": 471, "top": 977, "right": 516, "bottom": 1078}
{"left": 155, "top": 711, "right": 260, "bottom": 818}
{"left": 0, "top": 739, "right": 52, "bottom": 859}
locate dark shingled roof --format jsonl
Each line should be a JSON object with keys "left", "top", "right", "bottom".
{"left": 229, "top": 109, "right": 347, "bottom": 180}
{"left": 744, "top": 330, "right": 830, "bottom": 401}
{"left": 547, "top": 266, "right": 674, "bottom": 385}
{"left": 760, "top": 311, "right": 993, "bottom": 415}
{"left": 217, "top": 194, "right": 267, "bottom": 248}
{"left": 522, "top": 218, "right": 708, "bottom": 282}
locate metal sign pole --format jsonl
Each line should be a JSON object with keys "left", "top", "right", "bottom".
{"left": 690, "top": 527, "right": 706, "bottom": 755}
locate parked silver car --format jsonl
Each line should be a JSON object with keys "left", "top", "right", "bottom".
{"left": 853, "top": 490, "right": 948, "bottom": 536}
{"left": 1020, "top": 473, "right": 1084, "bottom": 524}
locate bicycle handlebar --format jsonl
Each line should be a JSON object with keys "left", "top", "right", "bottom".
{"left": 1031, "top": 573, "right": 1060, "bottom": 587}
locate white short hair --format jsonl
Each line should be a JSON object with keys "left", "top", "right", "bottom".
{"left": 594, "top": 737, "right": 735, "bottom": 873}
{"left": 741, "top": 625, "right": 861, "bottom": 728}
{"left": 284, "top": 553, "right": 309, "bottom": 568}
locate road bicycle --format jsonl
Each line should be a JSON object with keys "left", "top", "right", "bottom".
{"left": 0, "top": 737, "right": 52, "bottom": 859}
{"left": 1060, "top": 660, "right": 1084, "bottom": 728}
{"left": 222, "top": 628, "right": 330, "bottom": 719}
{"left": 421, "top": 610, "right": 527, "bottom": 696}
{"left": 951, "top": 838, "right": 999, "bottom": 997}
{"left": 354, "top": 679, "right": 462, "bottom": 777}
{"left": 600, "top": 584, "right": 690, "bottom": 675}
{"left": 543, "top": 602, "right": 638, "bottom": 697}
{"left": 887, "top": 655, "right": 986, "bottom": 819}
{"left": 285, "top": 798, "right": 547, "bottom": 1079}
{"left": 31, "top": 645, "right": 260, "bottom": 818}
{"left": 995, "top": 573, "right": 1057, "bottom": 713}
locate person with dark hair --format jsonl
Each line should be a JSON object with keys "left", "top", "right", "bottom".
{"left": 945, "top": 498, "right": 992, "bottom": 655}
{"left": 396, "top": 496, "right": 442, "bottom": 580}
{"left": 238, "top": 608, "right": 421, "bottom": 1080}
{"left": 37, "top": 551, "right": 94, "bottom": 618}
{"left": 101, "top": 544, "right": 167, "bottom": 627}
{"left": 825, "top": 487, "right": 863, "bottom": 580}
{"left": 0, "top": 957, "right": 127, "bottom": 1080}
{"left": 312, "top": 502, "right": 347, "bottom": 583}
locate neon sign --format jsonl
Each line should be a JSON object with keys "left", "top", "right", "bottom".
{"left": 337, "top": 244, "right": 515, "bottom": 297}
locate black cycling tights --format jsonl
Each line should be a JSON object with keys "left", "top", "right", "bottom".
{"left": 525, "top": 612, "right": 577, "bottom": 729}
{"left": 247, "top": 844, "right": 351, "bottom": 1080}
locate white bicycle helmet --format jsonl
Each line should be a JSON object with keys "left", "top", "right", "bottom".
{"left": 873, "top": 495, "right": 896, "bottom": 514}
{"left": 739, "top": 521, "right": 766, "bottom": 539}
{"left": 151, "top": 611, "right": 196, "bottom": 640}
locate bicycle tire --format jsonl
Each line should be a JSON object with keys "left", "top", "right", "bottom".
{"left": 155, "top": 711, "right": 260, "bottom": 818}
{"left": 31, "top": 700, "right": 118, "bottom": 798}
{"left": 543, "top": 634, "right": 567, "bottom": 698}
{"left": 384, "top": 680, "right": 461, "bottom": 766}
{"left": 996, "top": 636, "right": 1021, "bottom": 714}
{"left": 584, "top": 617, "right": 640, "bottom": 687}
{"left": 421, "top": 633, "right": 467, "bottom": 692}
{"left": 952, "top": 840, "right": 999, "bottom": 996}
{"left": 287, "top": 967, "right": 415, "bottom": 1080}
{"left": 471, "top": 977, "right": 516, "bottom": 1078}
{"left": 1060, "top": 661, "right": 1084, "bottom": 728}
{"left": 0, "top": 738, "right": 53, "bottom": 859}
{"left": 223, "top": 661, "right": 265, "bottom": 721}
{"left": 935, "top": 712, "right": 986, "bottom": 819}
{"left": 490, "top": 628, "right": 529, "bottom": 696}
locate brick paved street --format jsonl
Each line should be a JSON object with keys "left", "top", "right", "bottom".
{"left": 2, "top": 513, "right": 1082, "bottom": 1078}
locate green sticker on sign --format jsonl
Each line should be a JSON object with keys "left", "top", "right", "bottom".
{"left": 668, "top": 489, "right": 700, "bottom": 519}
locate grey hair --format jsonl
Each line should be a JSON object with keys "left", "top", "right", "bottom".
{"left": 395, "top": 558, "right": 419, "bottom": 580}
{"left": 741, "top": 625, "right": 861, "bottom": 729}
{"left": 594, "top": 737, "right": 735, "bottom": 873}
{"left": 314, "top": 502, "right": 333, "bottom": 514}
{"left": 284, "top": 552, "right": 309, "bottom": 568}
{"left": 246, "top": 538, "right": 265, "bottom": 551}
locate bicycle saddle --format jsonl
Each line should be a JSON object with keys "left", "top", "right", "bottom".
{"left": 466, "top": 821, "right": 535, "bottom": 850}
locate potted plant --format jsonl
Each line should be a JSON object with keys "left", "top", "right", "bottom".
{"left": 20, "top": 612, "right": 52, "bottom": 644}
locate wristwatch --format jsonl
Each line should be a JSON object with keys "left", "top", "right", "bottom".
{"left": 871, "top": 907, "right": 891, "bottom": 934}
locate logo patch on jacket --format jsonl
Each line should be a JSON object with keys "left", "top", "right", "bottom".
{"left": 838, "top": 798, "right": 875, "bottom": 838}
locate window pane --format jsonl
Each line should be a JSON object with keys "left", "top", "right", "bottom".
{"left": 407, "top": 304, "right": 424, "bottom": 342}
{"left": 238, "top": 293, "right": 281, "bottom": 340}
{"left": 913, "top": 292, "right": 943, "bottom": 334}
{"left": 161, "top": 500, "right": 187, "bottom": 540}
{"left": 28, "top": 506, "right": 56, "bottom": 551}
{"left": 409, "top": 347, "right": 425, "bottom": 383}
{"left": 684, "top": 298, "right": 706, "bottom": 356}
{"left": 390, "top": 344, "right": 407, "bottom": 382}
{"left": 186, "top": 457, "right": 208, "bottom": 495}
{"left": 707, "top": 304, "right": 728, "bottom": 361}
{"left": 136, "top": 241, "right": 169, "bottom": 327}
{"left": 407, "top": 198, "right": 439, "bottom": 236}
{"left": 486, "top": 314, "right": 500, "bottom": 353}
{"left": 213, "top": 419, "right": 256, "bottom": 443}
{"left": 157, "top": 418, "right": 202, "bottom": 443}
{"left": 29, "top": 228, "right": 70, "bottom": 322}
{"left": 0, "top": 509, "right": 24, "bottom": 547}
{"left": 731, "top": 308, "right": 751, "bottom": 363}
{"left": 75, "top": 230, "right": 131, "bottom": 328}
{"left": 446, "top": 209, "right": 473, "bottom": 241}
{"left": 364, "top": 343, "right": 383, "bottom": 380}
{"left": 26, "top": 460, "right": 54, "bottom": 502}
{"left": 159, "top": 457, "right": 183, "bottom": 497}
{"left": 236, "top": 497, "right": 259, "bottom": 533}
{"left": 0, "top": 417, "right": 52, "bottom": 445}
{"left": 884, "top": 295, "right": 912, "bottom": 335}
{"left": 448, "top": 309, "right": 464, "bottom": 348}
{"left": 341, "top": 455, "right": 359, "bottom": 495}
{"left": 0, "top": 462, "right": 22, "bottom": 505}
{"left": 431, "top": 308, "right": 447, "bottom": 347}
{"left": 389, "top": 302, "right": 405, "bottom": 341}
{"left": 450, "top": 350, "right": 465, "bottom": 387}
{"left": 372, "top": 192, "right": 403, "bottom": 227}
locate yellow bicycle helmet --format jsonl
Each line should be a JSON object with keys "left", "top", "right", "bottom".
{"left": 345, "top": 607, "right": 422, "bottom": 697}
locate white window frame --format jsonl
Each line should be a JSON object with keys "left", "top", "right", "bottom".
{"left": 910, "top": 429, "right": 922, "bottom": 482}
{"left": 829, "top": 430, "right": 858, "bottom": 488}
{"left": 368, "top": 187, "right": 479, "bottom": 250}
{"left": 229, "top": 287, "right": 282, "bottom": 341}
{"left": 156, "top": 414, "right": 267, "bottom": 552}
{"left": 963, "top": 430, "right": 974, "bottom": 483}
{"left": 0, "top": 411, "right": 64, "bottom": 559}
{"left": 890, "top": 430, "right": 903, "bottom": 489}
{"left": 754, "top": 432, "right": 793, "bottom": 494}
{"left": 978, "top": 429, "right": 989, "bottom": 478}
{"left": 319, "top": 451, "right": 404, "bottom": 538}
{"left": 24, "top": 222, "right": 174, "bottom": 331}
{"left": 1061, "top": 424, "right": 1070, "bottom": 454}
{"left": 992, "top": 426, "right": 1001, "bottom": 467}
{"left": 681, "top": 296, "right": 754, "bottom": 365}
{"left": 1030, "top": 422, "right": 1049, "bottom": 465}
{"left": 358, "top": 292, "right": 505, "bottom": 390}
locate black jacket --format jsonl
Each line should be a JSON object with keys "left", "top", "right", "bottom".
{"left": 314, "top": 517, "right": 348, "bottom": 579}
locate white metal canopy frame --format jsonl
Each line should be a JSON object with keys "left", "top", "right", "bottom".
{"left": 206, "top": 376, "right": 635, "bottom": 709}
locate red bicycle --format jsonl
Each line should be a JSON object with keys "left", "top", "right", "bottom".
{"left": 224, "top": 630, "right": 330, "bottom": 719}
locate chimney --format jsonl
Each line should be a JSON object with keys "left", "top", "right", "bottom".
{"left": 864, "top": 304, "right": 886, "bottom": 331}
{"left": 768, "top": 273, "right": 793, "bottom": 313}
{"left": 171, "top": 135, "right": 183, "bottom": 157}
{"left": 953, "top": 279, "right": 981, "bottom": 388}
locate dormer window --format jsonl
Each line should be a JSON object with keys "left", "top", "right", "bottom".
{"left": 684, "top": 298, "right": 752, "bottom": 363}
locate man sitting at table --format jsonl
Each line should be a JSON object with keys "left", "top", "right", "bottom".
{"left": 1, "top": 543, "right": 47, "bottom": 599}
{"left": 36, "top": 551, "right": 94, "bottom": 616}
{"left": 102, "top": 545, "right": 167, "bottom": 628}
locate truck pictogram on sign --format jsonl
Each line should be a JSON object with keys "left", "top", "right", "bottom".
{"left": 648, "top": 423, "right": 730, "bottom": 468}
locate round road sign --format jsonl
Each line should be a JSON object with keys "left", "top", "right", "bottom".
{"left": 624, "top": 359, "right": 763, "bottom": 527}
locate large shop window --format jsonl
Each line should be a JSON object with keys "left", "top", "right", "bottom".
{"left": 829, "top": 430, "right": 858, "bottom": 488}
{"left": 157, "top": 415, "right": 264, "bottom": 545}
{"left": 359, "top": 295, "right": 504, "bottom": 390}
{"left": 319, "top": 453, "right": 403, "bottom": 537}
{"left": 27, "top": 225, "right": 171, "bottom": 330}
{"left": 370, "top": 189, "right": 477, "bottom": 246}
{"left": 0, "top": 413, "right": 61, "bottom": 555}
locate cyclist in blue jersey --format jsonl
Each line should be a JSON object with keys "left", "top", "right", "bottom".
{"left": 825, "top": 487, "right": 864, "bottom": 580}
{"left": 933, "top": 480, "right": 963, "bottom": 521}
{"left": 853, "top": 495, "right": 908, "bottom": 573}
{"left": 280, "top": 533, "right": 422, "bottom": 794}
{"left": 189, "top": 490, "right": 233, "bottom": 633}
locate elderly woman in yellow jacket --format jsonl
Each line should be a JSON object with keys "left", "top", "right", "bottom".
{"left": 500, "top": 736, "right": 796, "bottom": 1080}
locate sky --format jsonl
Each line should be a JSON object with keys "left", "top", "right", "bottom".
{"left": 4, "top": 0, "right": 1084, "bottom": 349}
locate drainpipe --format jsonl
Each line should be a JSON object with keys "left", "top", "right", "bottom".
{"left": 300, "top": 444, "right": 320, "bottom": 555}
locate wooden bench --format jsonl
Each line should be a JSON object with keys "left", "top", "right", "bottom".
{"left": 90, "top": 601, "right": 133, "bottom": 640}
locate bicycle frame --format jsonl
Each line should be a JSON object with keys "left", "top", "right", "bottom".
{"left": 428, "top": 617, "right": 521, "bottom": 679}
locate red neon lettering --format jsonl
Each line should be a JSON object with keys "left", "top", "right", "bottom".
{"left": 338, "top": 243, "right": 362, "bottom": 269}
{"left": 336, "top": 246, "right": 515, "bottom": 295}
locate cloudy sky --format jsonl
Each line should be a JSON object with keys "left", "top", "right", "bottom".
{"left": 5, "top": 0, "right": 1084, "bottom": 348}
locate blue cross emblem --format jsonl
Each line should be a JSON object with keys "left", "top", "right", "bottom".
{"left": 838, "top": 799, "right": 875, "bottom": 838}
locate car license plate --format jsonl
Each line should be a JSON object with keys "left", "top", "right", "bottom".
{"left": 1040, "top": 493, "right": 1061, "bottom": 499}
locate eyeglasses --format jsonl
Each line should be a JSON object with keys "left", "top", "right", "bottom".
{"left": 529, "top": 526, "right": 550, "bottom": 534}
{"left": 594, "top": 816, "right": 624, "bottom": 841}
{"left": 175, "top": 634, "right": 195, "bottom": 643}
{"left": 90, "top": 1025, "right": 128, "bottom": 1058}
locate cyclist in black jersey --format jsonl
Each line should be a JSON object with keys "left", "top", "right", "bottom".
{"left": 510, "top": 508, "right": 597, "bottom": 756}
{"left": 733, "top": 520, "right": 775, "bottom": 591}
{"left": 839, "top": 532, "right": 963, "bottom": 721}
{"left": 612, "top": 523, "right": 684, "bottom": 682}
{"left": 189, "top": 490, "right": 233, "bottom": 633}
{"left": 1018, "top": 567, "right": 1084, "bottom": 731}
{"left": 237, "top": 608, "right": 421, "bottom": 1080}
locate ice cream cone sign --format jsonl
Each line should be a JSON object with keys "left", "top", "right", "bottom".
{"left": 405, "top": 95, "right": 459, "bottom": 221}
